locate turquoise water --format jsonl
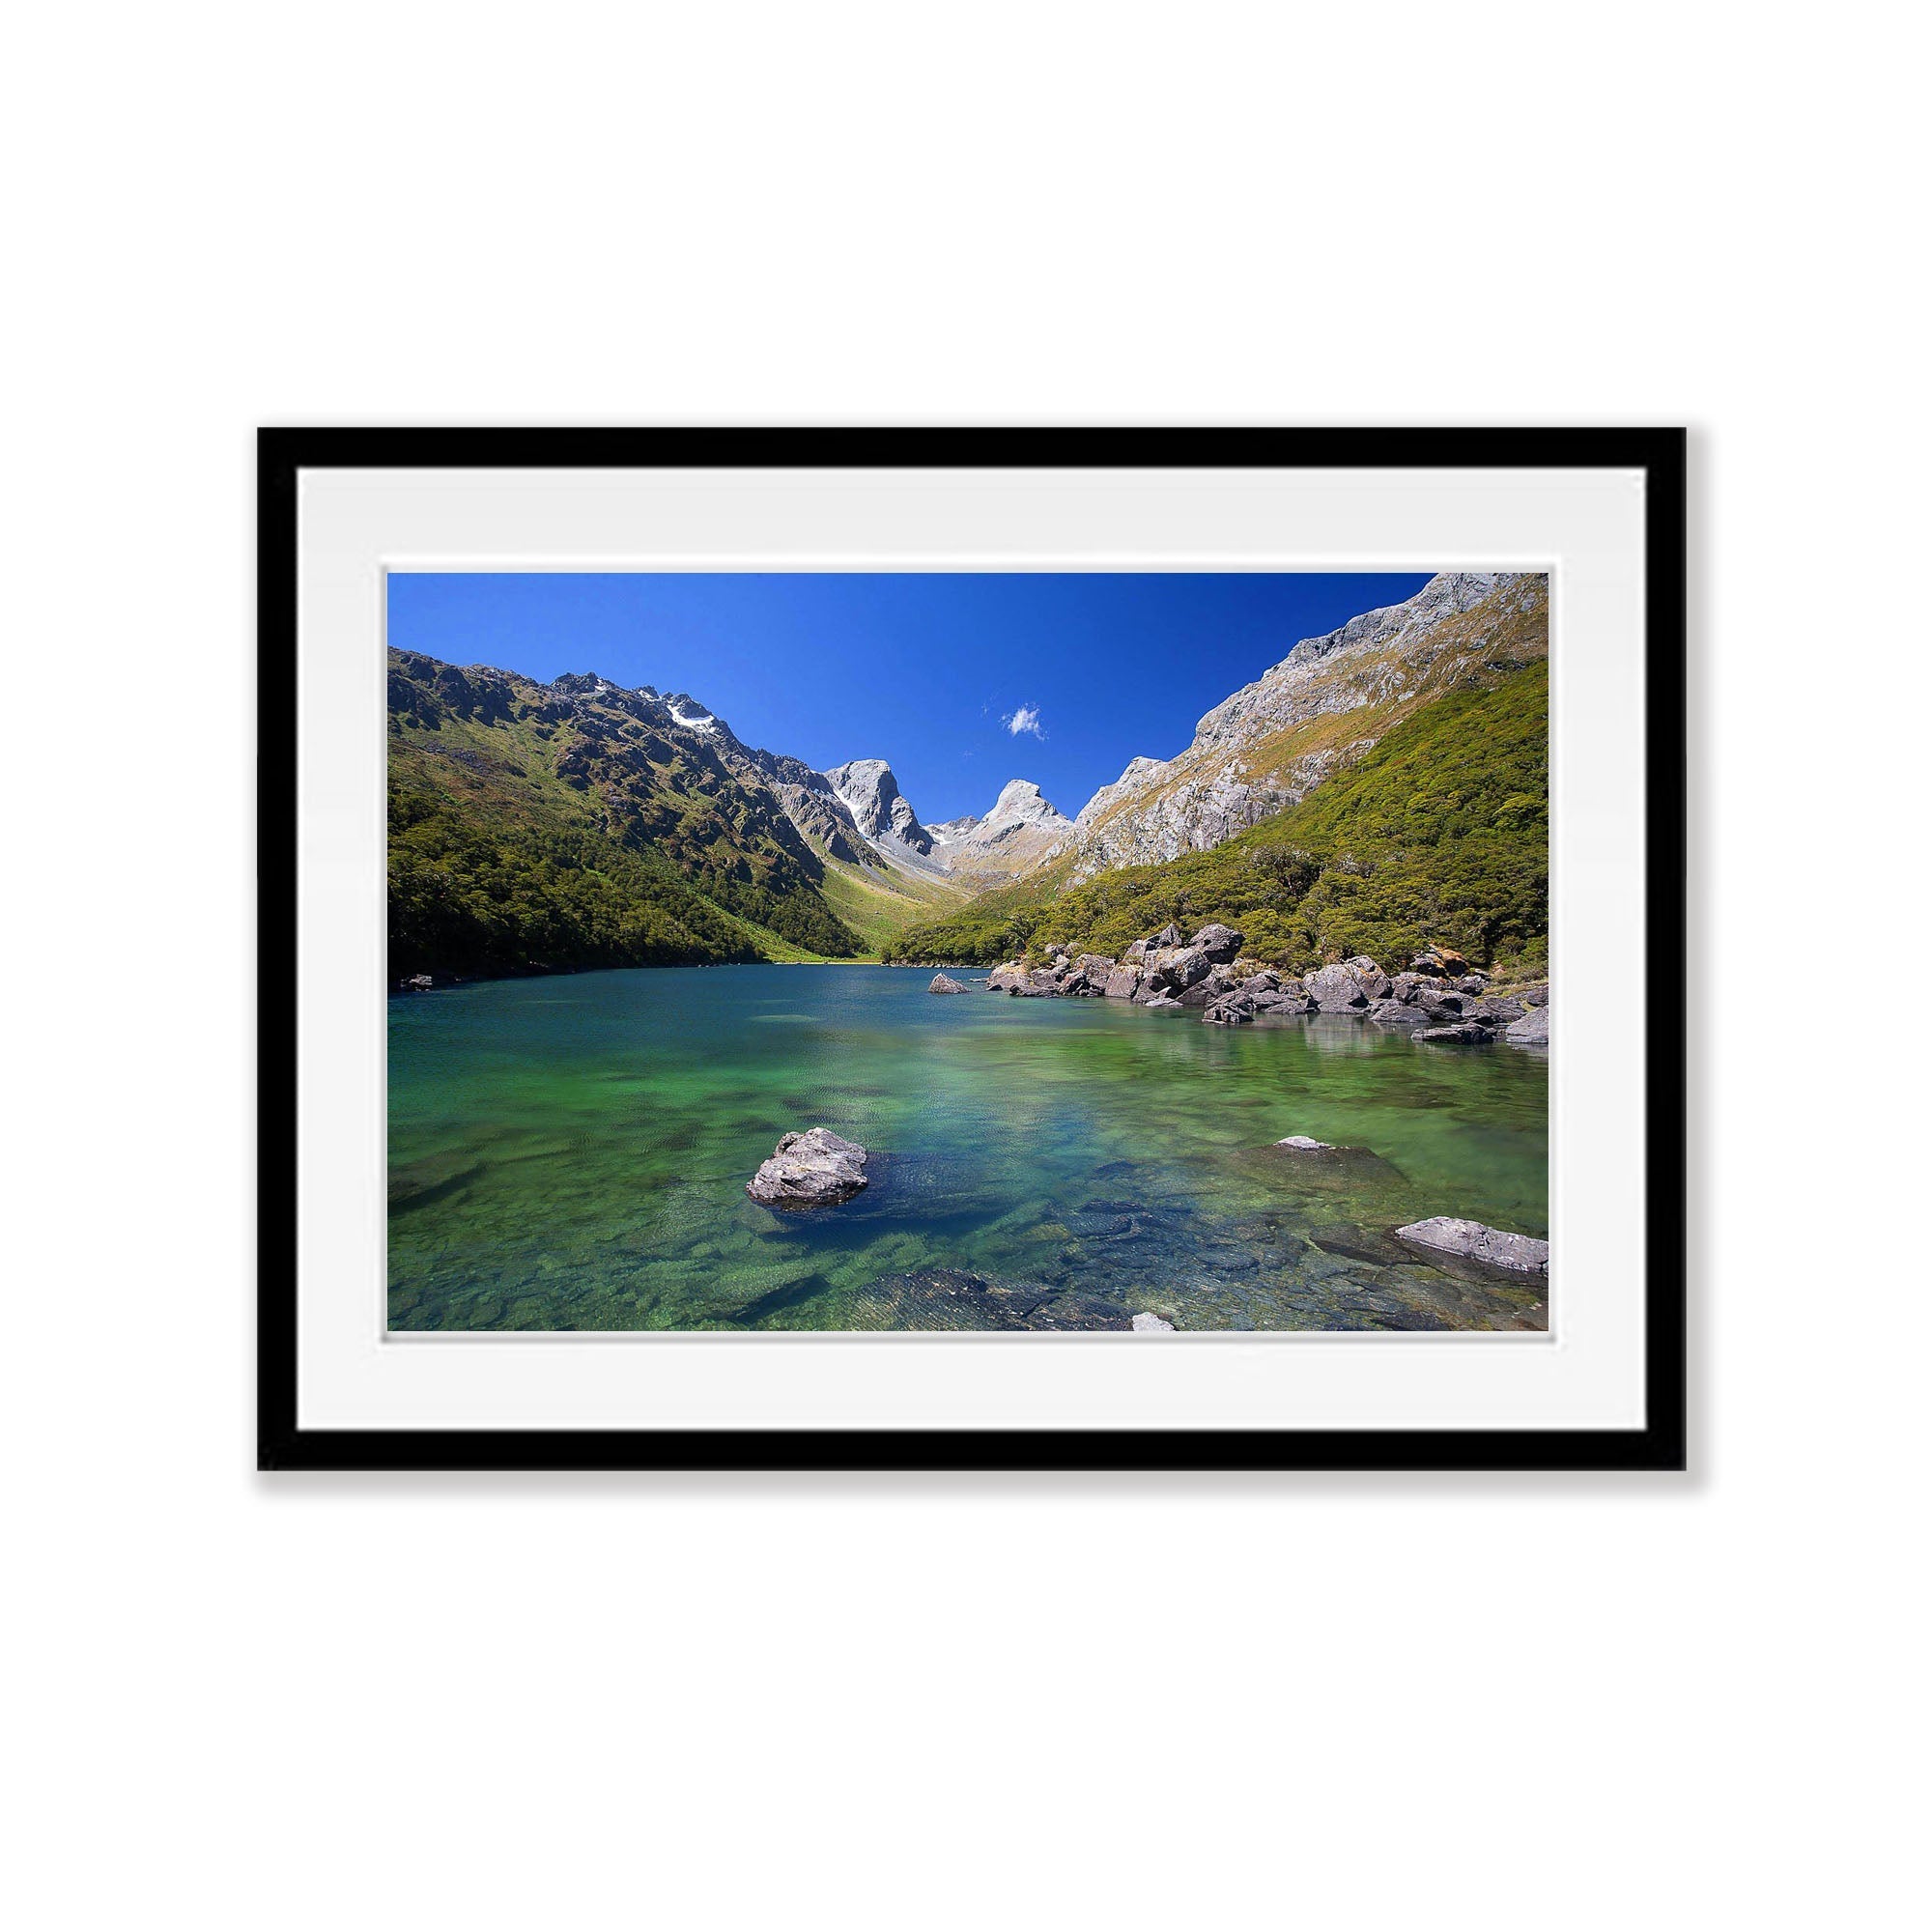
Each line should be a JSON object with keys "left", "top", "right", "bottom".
{"left": 388, "top": 964, "right": 1548, "bottom": 1331}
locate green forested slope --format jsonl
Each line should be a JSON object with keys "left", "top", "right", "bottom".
{"left": 882, "top": 658, "right": 1548, "bottom": 979}
{"left": 387, "top": 651, "right": 863, "bottom": 979}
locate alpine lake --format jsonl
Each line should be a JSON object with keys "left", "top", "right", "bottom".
{"left": 388, "top": 964, "right": 1548, "bottom": 1333}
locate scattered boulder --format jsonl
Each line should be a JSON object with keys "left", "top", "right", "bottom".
{"left": 1274, "top": 1135, "right": 1336, "bottom": 1151}
{"left": 1366, "top": 998, "right": 1426, "bottom": 1026}
{"left": 1410, "top": 946, "right": 1470, "bottom": 979}
{"left": 1471, "top": 994, "right": 1527, "bottom": 1024}
{"left": 1305, "top": 962, "right": 1371, "bottom": 1011}
{"left": 1103, "top": 964, "right": 1143, "bottom": 1000}
{"left": 1148, "top": 923, "right": 1182, "bottom": 950}
{"left": 1516, "top": 981, "right": 1550, "bottom": 1009}
{"left": 1389, "top": 971, "right": 1430, "bottom": 1004}
{"left": 1504, "top": 1006, "right": 1550, "bottom": 1045}
{"left": 927, "top": 973, "right": 969, "bottom": 994}
{"left": 1190, "top": 923, "right": 1245, "bottom": 963}
{"left": 1455, "top": 973, "right": 1491, "bottom": 994}
{"left": 1146, "top": 944, "right": 1211, "bottom": 994}
{"left": 1131, "top": 1311, "right": 1176, "bottom": 1333}
{"left": 1415, "top": 1022, "right": 1492, "bottom": 1043}
{"left": 1395, "top": 1217, "right": 1549, "bottom": 1273}
{"left": 1122, "top": 937, "right": 1150, "bottom": 964}
{"left": 986, "top": 962, "right": 1027, "bottom": 993}
{"left": 1238, "top": 971, "right": 1281, "bottom": 996}
{"left": 1062, "top": 953, "right": 1116, "bottom": 995}
{"left": 1413, "top": 983, "right": 1471, "bottom": 1021}
{"left": 1141, "top": 992, "right": 1183, "bottom": 1011}
{"left": 1342, "top": 954, "right": 1392, "bottom": 999}
{"left": 1202, "top": 997, "right": 1256, "bottom": 1025}
{"left": 1253, "top": 986, "right": 1317, "bottom": 1014}
{"left": 746, "top": 1129, "right": 869, "bottom": 1208}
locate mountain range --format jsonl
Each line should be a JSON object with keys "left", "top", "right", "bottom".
{"left": 388, "top": 572, "right": 1548, "bottom": 982}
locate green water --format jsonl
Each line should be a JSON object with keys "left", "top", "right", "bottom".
{"left": 388, "top": 964, "right": 1548, "bottom": 1332}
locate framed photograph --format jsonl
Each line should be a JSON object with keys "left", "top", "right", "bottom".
{"left": 259, "top": 428, "right": 1685, "bottom": 1471}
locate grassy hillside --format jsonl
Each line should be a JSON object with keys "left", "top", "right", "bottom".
{"left": 883, "top": 658, "right": 1548, "bottom": 980}
{"left": 388, "top": 651, "right": 865, "bottom": 978}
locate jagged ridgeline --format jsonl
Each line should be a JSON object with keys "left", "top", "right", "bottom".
{"left": 884, "top": 600, "right": 1549, "bottom": 979}
{"left": 390, "top": 571, "right": 1548, "bottom": 984}
{"left": 387, "top": 653, "right": 868, "bottom": 978}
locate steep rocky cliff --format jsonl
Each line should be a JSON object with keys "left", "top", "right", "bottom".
{"left": 823, "top": 758, "right": 940, "bottom": 867}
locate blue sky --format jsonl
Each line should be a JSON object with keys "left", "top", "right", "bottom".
{"left": 387, "top": 572, "right": 1434, "bottom": 824}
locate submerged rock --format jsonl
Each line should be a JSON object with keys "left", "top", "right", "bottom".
{"left": 1415, "top": 1022, "right": 1492, "bottom": 1043}
{"left": 1274, "top": 1135, "right": 1337, "bottom": 1151}
{"left": 1395, "top": 1216, "right": 1549, "bottom": 1272}
{"left": 746, "top": 1128, "right": 869, "bottom": 1208}
{"left": 927, "top": 973, "right": 969, "bottom": 994}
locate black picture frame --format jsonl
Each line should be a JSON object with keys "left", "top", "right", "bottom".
{"left": 258, "top": 427, "right": 1687, "bottom": 1473}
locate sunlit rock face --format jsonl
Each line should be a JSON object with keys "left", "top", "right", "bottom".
{"left": 930, "top": 779, "right": 1076, "bottom": 882}
{"left": 1065, "top": 574, "right": 1548, "bottom": 879}
{"left": 823, "top": 758, "right": 936, "bottom": 859}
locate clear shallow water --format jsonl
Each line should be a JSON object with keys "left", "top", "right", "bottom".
{"left": 388, "top": 964, "right": 1548, "bottom": 1332}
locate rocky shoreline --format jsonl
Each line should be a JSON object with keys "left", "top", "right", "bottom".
{"left": 982, "top": 925, "right": 1549, "bottom": 1046}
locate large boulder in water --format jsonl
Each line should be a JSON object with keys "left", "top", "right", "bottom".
{"left": 746, "top": 1129, "right": 869, "bottom": 1208}
{"left": 1395, "top": 1217, "right": 1549, "bottom": 1273}
{"left": 1366, "top": 998, "right": 1426, "bottom": 1026}
{"left": 1504, "top": 1006, "right": 1550, "bottom": 1045}
{"left": 1103, "top": 963, "right": 1143, "bottom": 1000}
{"left": 1413, "top": 982, "right": 1472, "bottom": 1021}
{"left": 1305, "top": 963, "right": 1370, "bottom": 1012}
{"left": 1202, "top": 996, "right": 1255, "bottom": 1025}
{"left": 1146, "top": 944, "right": 1211, "bottom": 994}
{"left": 1061, "top": 953, "right": 1116, "bottom": 995}
{"left": 927, "top": 973, "right": 969, "bottom": 994}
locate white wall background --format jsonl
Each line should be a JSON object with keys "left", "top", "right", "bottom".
{"left": 6, "top": 5, "right": 1924, "bottom": 1927}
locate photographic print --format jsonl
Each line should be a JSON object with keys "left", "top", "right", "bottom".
{"left": 386, "top": 566, "right": 1551, "bottom": 1336}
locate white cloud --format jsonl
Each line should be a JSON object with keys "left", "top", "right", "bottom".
{"left": 1003, "top": 703, "right": 1044, "bottom": 739}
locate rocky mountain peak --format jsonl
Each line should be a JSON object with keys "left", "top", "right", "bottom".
{"left": 823, "top": 758, "right": 935, "bottom": 857}
{"left": 985, "top": 779, "right": 1070, "bottom": 829}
